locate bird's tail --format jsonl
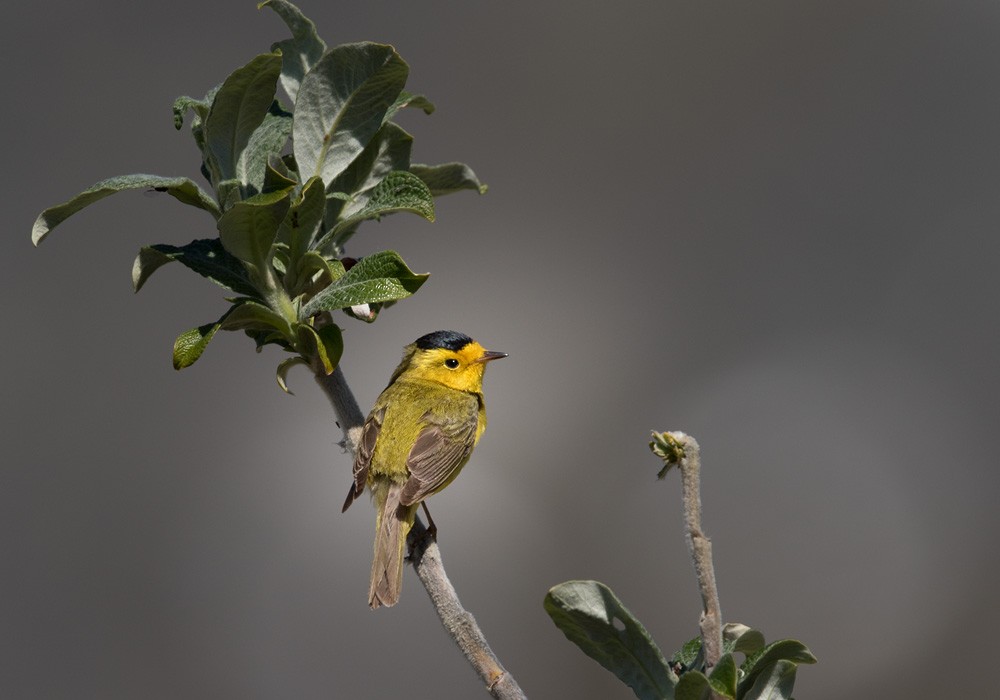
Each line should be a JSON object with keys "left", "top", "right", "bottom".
{"left": 369, "top": 482, "right": 417, "bottom": 609}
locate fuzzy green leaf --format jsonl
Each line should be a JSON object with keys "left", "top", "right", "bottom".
{"left": 219, "top": 299, "right": 293, "bottom": 340}
{"left": 173, "top": 87, "right": 219, "bottom": 152}
{"left": 674, "top": 671, "right": 710, "bottom": 700}
{"left": 204, "top": 51, "right": 283, "bottom": 205}
{"left": 674, "top": 626, "right": 768, "bottom": 676}
{"left": 323, "top": 170, "right": 434, "bottom": 250}
{"left": 133, "top": 238, "right": 258, "bottom": 296}
{"left": 173, "top": 94, "right": 210, "bottom": 131}
{"left": 259, "top": 0, "right": 326, "bottom": 104}
{"left": 275, "top": 355, "right": 307, "bottom": 394}
{"left": 293, "top": 42, "right": 408, "bottom": 186}
{"left": 264, "top": 154, "right": 299, "bottom": 192}
{"left": 278, "top": 176, "right": 325, "bottom": 262}
{"left": 279, "top": 180, "right": 327, "bottom": 295}
{"left": 708, "top": 654, "right": 738, "bottom": 699}
{"left": 726, "top": 625, "right": 766, "bottom": 657}
{"left": 237, "top": 102, "right": 293, "bottom": 197}
{"left": 740, "top": 661, "right": 797, "bottom": 700}
{"left": 299, "top": 250, "right": 426, "bottom": 318}
{"left": 325, "top": 122, "right": 413, "bottom": 222}
{"left": 245, "top": 328, "right": 291, "bottom": 352}
{"left": 410, "top": 162, "right": 487, "bottom": 196}
{"left": 347, "top": 169, "right": 434, "bottom": 223}
{"left": 217, "top": 189, "right": 292, "bottom": 281}
{"left": 294, "top": 251, "right": 345, "bottom": 289}
{"left": 382, "top": 90, "right": 435, "bottom": 124}
{"left": 32, "top": 175, "right": 220, "bottom": 245}
{"left": 672, "top": 637, "right": 704, "bottom": 672}
{"left": 295, "top": 323, "right": 343, "bottom": 374}
{"left": 544, "top": 580, "right": 676, "bottom": 700}
{"left": 173, "top": 320, "right": 224, "bottom": 370}
{"left": 738, "top": 640, "right": 816, "bottom": 699}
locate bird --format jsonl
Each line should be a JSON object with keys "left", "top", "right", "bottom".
{"left": 342, "top": 330, "right": 507, "bottom": 608}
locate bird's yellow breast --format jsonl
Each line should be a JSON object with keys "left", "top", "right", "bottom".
{"left": 367, "top": 378, "right": 485, "bottom": 485}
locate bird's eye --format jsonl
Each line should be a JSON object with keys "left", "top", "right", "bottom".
{"left": 444, "top": 358, "right": 460, "bottom": 369}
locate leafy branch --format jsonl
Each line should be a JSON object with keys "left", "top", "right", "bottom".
{"left": 28, "top": 2, "right": 814, "bottom": 698}
{"left": 30, "top": 1, "right": 511, "bottom": 696}
{"left": 32, "top": 0, "right": 485, "bottom": 385}
{"left": 544, "top": 431, "right": 816, "bottom": 700}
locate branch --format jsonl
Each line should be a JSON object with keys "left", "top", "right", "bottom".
{"left": 650, "top": 432, "right": 723, "bottom": 675}
{"left": 314, "top": 366, "right": 526, "bottom": 700}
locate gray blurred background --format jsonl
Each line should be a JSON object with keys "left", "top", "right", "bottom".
{"left": 5, "top": 1, "right": 999, "bottom": 698}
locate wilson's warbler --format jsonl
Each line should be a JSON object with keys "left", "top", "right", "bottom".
{"left": 342, "top": 330, "right": 507, "bottom": 608}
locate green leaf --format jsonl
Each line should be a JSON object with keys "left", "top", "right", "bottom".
{"left": 292, "top": 42, "right": 409, "bottom": 186}
{"left": 325, "top": 122, "right": 413, "bottom": 222}
{"left": 173, "top": 320, "right": 224, "bottom": 370}
{"left": 299, "top": 250, "right": 427, "bottom": 319}
{"left": 204, "top": 51, "right": 283, "bottom": 205}
{"left": 740, "top": 661, "right": 797, "bottom": 700}
{"left": 673, "top": 626, "right": 767, "bottom": 677}
{"left": 264, "top": 153, "right": 299, "bottom": 192}
{"left": 296, "top": 250, "right": 345, "bottom": 284}
{"left": 671, "top": 637, "right": 703, "bottom": 672}
{"left": 217, "top": 188, "right": 292, "bottom": 282}
{"left": 174, "top": 84, "right": 221, "bottom": 127}
{"left": 259, "top": 0, "right": 327, "bottom": 104}
{"left": 279, "top": 179, "right": 327, "bottom": 295}
{"left": 219, "top": 299, "right": 294, "bottom": 340}
{"left": 132, "top": 238, "right": 258, "bottom": 296}
{"left": 738, "top": 640, "right": 816, "bottom": 699}
{"left": 725, "top": 625, "right": 766, "bottom": 657}
{"left": 32, "top": 175, "right": 220, "bottom": 245}
{"left": 295, "top": 322, "right": 343, "bottom": 374}
{"left": 236, "top": 102, "right": 293, "bottom": 197}
{"left": 544, "top": 580, "right": 676, "bottom": 700}
{"left": 275, "top": 355, "right": 307, "bottom": 394}
{"left": 173, "top": 86, "right": 219, "bottom": 159}
{"left": 382, "top": 90, "right": 435, "bottom": 123}
{"left": 410, "top": 162, "right": 487, "bottom": 196}
{"left": 322, "top": 170, "right": 434, "bottom": 250}
{"left": 278, "top": 176, "right": 325, "bottom": 263}
{"left": 173, "top": 92, "right": 212, "bottom": 131}
{"left": 674, "top": 671, "right": 710, "bottom": 700}
{"left": 291, "top": 251, "right": 345, "bottom": 300}
{"left": 708, "top": 654, "right": 738, "bottom": 699}
{"left": 245, "top": 328, "right": 291, "bottom": 352}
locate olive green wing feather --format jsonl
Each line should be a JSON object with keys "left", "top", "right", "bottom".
{"left": 342, "top": 405, "right": 384, "bottom": 512}
{"left": 399, "top": 400, "right": 479, "bottom": 506}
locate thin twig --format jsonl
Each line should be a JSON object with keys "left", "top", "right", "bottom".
{"left": 651, "top": 432, "right": 723, "bottom": 675}
{"left": 314, "top": 366, "right": 526, "bottom": 699}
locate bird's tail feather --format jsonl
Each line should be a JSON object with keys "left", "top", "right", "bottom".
{"left": 369, "top": 482, "right": 416, "bottom": 609}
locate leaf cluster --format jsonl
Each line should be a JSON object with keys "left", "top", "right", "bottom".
{"left": 31, "top": 0, "right": 485, "bottom": 385}
{"left": 544, "top": 581, "right": 816, "bottom": 700}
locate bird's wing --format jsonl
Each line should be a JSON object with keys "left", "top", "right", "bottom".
{"left": 342, "top": 405, "right": 385, "bottom": 512}
{"left": 399, "top": 397, "right": 480, "bottom": 506}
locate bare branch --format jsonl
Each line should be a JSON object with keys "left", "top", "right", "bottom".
{"left": 410, "top": 522, "right": 526, "bottom": 699}
{"left": 651, "top": 432, "right": 723, "bottom": 676}
{"left": 314, "top": 366, "right": 526, "bottom": 699}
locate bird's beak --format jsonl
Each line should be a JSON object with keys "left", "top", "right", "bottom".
{"left": 477, "top": 350, "right": 508, "bottom": 363}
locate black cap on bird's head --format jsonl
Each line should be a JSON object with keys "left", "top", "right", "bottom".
{"left": 414, "top": 330, "right": 475, "bottom": 352}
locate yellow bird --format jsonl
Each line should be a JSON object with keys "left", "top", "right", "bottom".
{"left": 342, "top": 330, "right": 507, "bottom": 608}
